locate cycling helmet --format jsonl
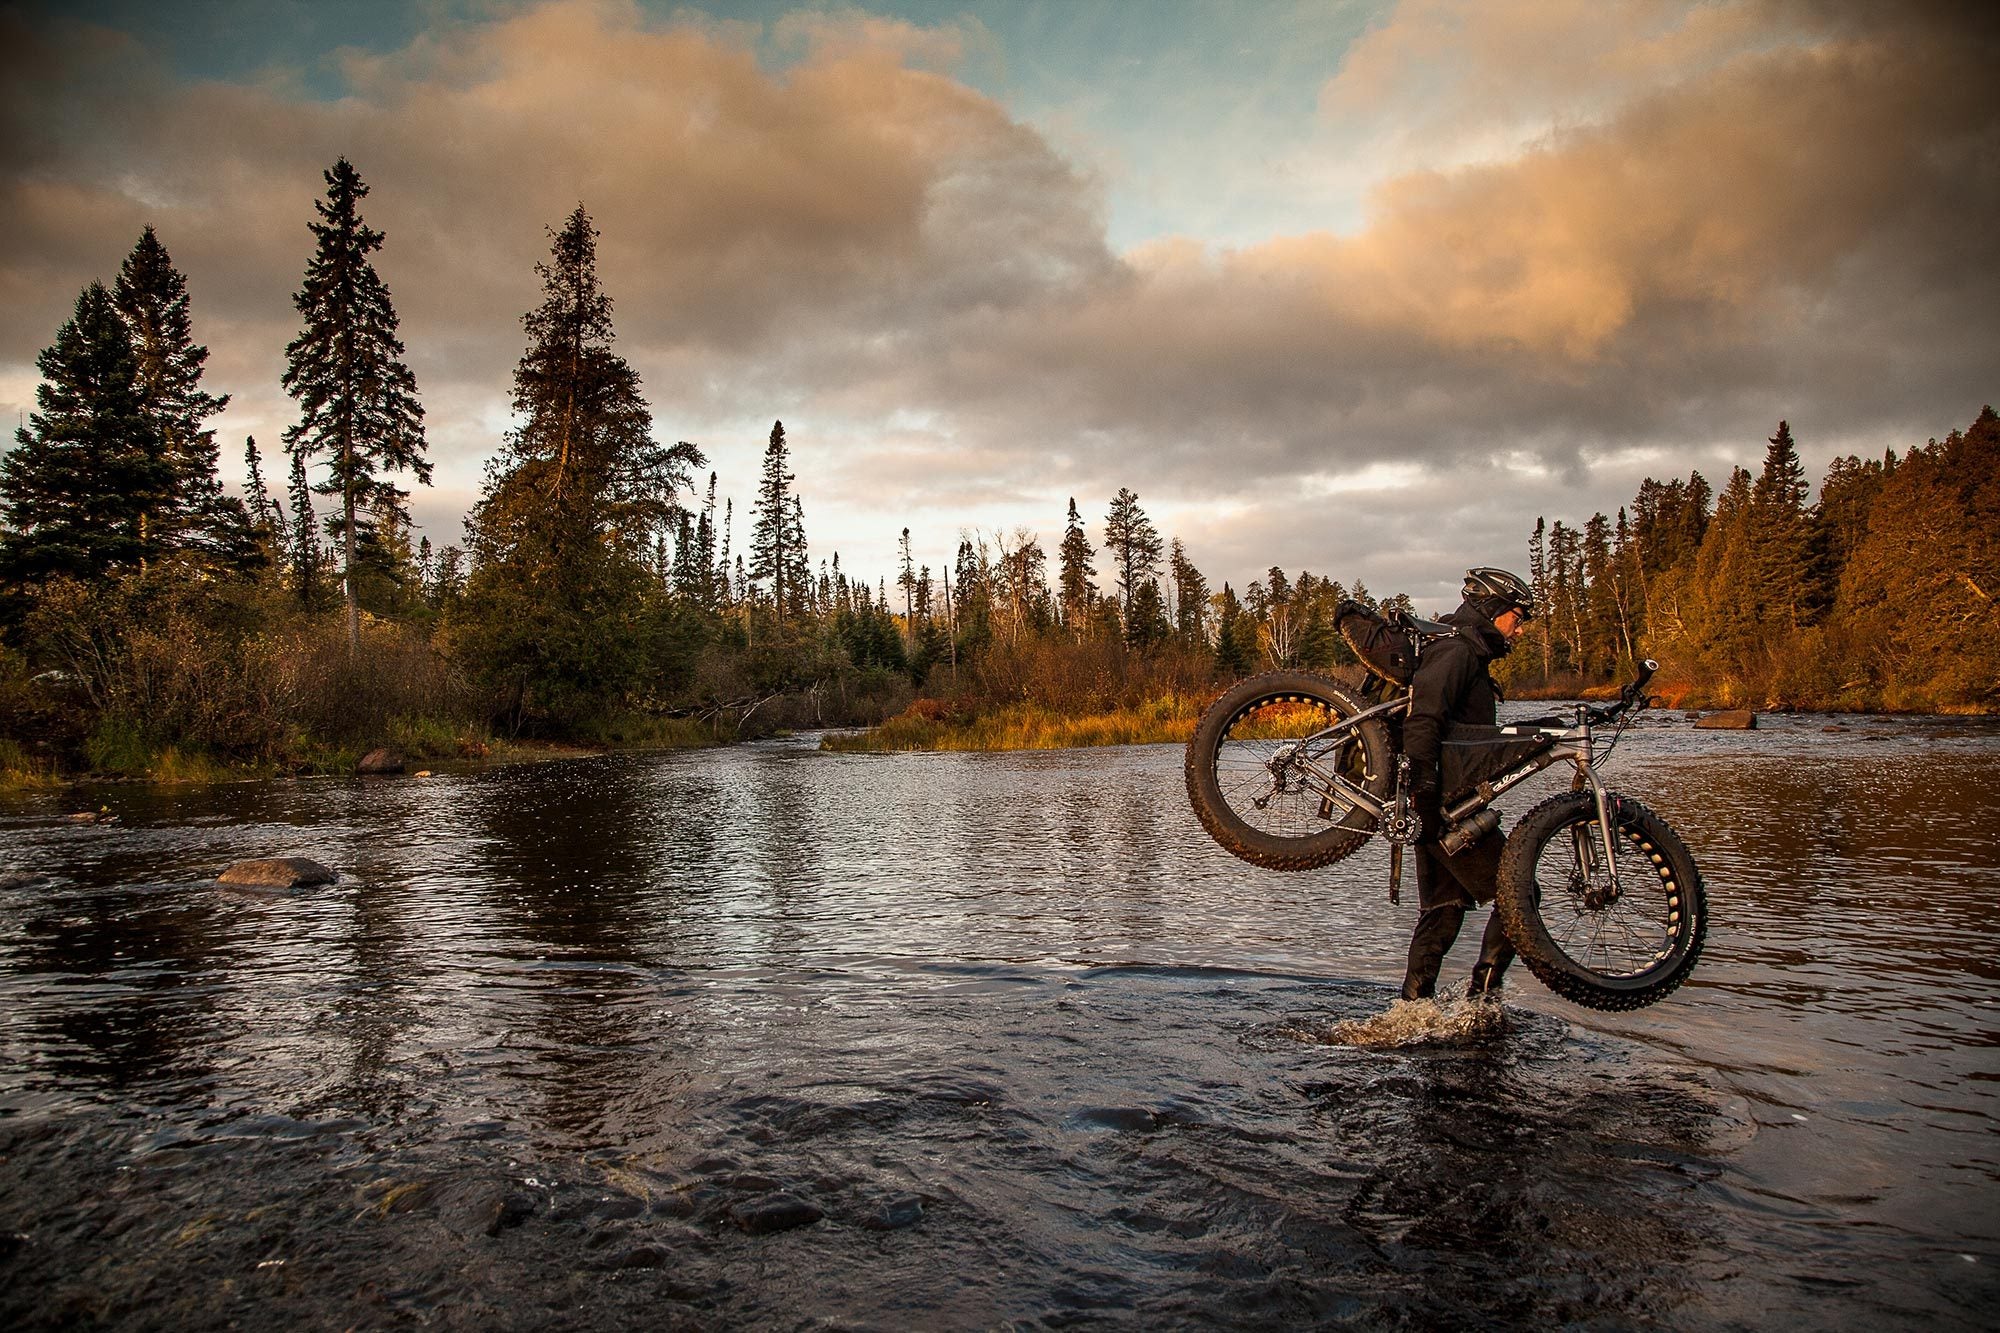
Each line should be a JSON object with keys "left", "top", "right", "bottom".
{"left": 1463, "top": 566, "right": 1536, "bottom": 620}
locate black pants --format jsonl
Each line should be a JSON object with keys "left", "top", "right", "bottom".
{"left": 1400, "top": 829, "right": 1515, "bottom": 1000}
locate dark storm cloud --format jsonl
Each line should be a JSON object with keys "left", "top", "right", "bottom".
{"left": 1, "top": 0, "right": 1994, "bottom": 594}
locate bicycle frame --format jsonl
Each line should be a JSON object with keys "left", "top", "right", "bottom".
{"left": 1268, "top": 661, "right": 1657, "bottom": 885}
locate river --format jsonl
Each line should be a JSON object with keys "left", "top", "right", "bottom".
{"left": 2, "top": 709, "right": 1996, "bottom": 1329}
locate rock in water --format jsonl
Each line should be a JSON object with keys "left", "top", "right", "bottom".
{"left": 729, "top": 1194, "right": 824, "bottom": 1235}
{"left": 356, "top": 747, "right": 406, "bottom": 775}
{"left": 1693, "top": 709, "right": 1757, "bottom": 730}
{"left": 859, "top": 1195, "right": 925, "bottom": 1231}
{"left": 216, "top": 858, "right": 337, "bottom": 889}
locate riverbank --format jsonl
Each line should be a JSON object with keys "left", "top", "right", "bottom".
{"left": 822, "top": 679, "right": 1993, "bottom": 754}
{"left": 0, "top": 715, "right": 727, "bottom": 792}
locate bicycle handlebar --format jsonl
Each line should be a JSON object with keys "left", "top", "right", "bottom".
{"left": 1583, "top": 659, "right": 1659, "bottom": 724}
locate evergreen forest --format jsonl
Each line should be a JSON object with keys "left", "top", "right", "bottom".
{"left": 3, "top": 161, "right": 1995, "bottom": 781}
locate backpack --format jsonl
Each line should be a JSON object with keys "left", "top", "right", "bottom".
{"left": 1334, "top": 600, "right": 1423, "bottom": 686}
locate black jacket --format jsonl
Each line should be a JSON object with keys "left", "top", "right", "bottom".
{"left": 1404, "top": 601, "right": 1510, "bottom": 793}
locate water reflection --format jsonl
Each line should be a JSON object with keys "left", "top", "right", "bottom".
{"left": 1, "top": 718, "right": 1996, "bottom": 1328}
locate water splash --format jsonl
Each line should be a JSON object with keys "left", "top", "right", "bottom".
{"left": 1287, "top": 994, "right": 1510, "bottom": 1048}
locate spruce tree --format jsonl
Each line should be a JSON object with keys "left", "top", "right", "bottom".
{"left": 1692, "top": 467, "right": 1757, "bottom": 692}
{"left": 1058, "top": 497, "right": 1097, "bottom": 637}
{"left": 1749, "top": 420, "right": 1812, "bottom": 630}
{"left": 243, "top": 437, "right": 277, "bottom": 533}
{"left": 1, "top": 281, "right": 172, "bottom": 582}
{"left": 785, "top": 494, "right": 811, "bottom": 618}
{"left": 114, "top": 226, "right": 256, "bottom": 568}
{"left": 1213, "top": 583, "right": 1252, "bottom": 676}
{"left": 1102, "top": 487, "right": 1162, "bottom": 623}
{"left": 281, "top": 158, "right": 430, "bottom": 653}
{"left": 1168, "top": 541, "right": 1208, "bottom": 646}
{"left": 484, "top": 206, "right": 693, "bottom": 546}
{"left": 1126, "top": 578, "right": 1169, "bottom": 650}
{"left": 285, "top": 445, "right": 322, "bottom": 608}
{"left": 459, "top": 205, "right": 700, "bottom": 728}
{"left": 749, "top": 421, "right": 797, "bottom": 620}
{"left": 897, "top": 527, "right": 917, "bottom": 627}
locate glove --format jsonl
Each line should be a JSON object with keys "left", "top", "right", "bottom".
{"left": 1410, "top": 779, "right": 1443, "bottom": 845}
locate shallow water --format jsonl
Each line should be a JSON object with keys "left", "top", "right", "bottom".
{"left": 1, "top": 710, "right": 1995, "bottom": 1328}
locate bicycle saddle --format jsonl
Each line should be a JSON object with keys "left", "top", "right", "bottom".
{"left": 1402, "top": 614, "right": 1457, "bottom": 637}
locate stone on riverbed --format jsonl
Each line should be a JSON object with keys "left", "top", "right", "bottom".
{"left": 434, "top": 1181, "right": 538, "bottom": 1238}
{"left": 728, "top": 1193, "right": 823, "bottom": 1235}
{"left": 1693, "top": 709, "right": 1757, "bottom": 730}
{"left": 216, "top": 857, "right": 337, "bottom": 889}
{"left": 859, "top": 1194, "right": 925, "bottom": 1230}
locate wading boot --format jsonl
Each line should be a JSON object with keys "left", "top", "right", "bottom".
{"left": 1466, "top": 912, "right": 1513, "bottom": 1000}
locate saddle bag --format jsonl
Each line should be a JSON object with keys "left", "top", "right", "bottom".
{"left": 1334, "top": 600, "right": 1421, "bottom": 686}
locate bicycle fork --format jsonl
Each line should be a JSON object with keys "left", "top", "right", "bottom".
{"left": 1567, "top": 768, "right": 1623, "bottom": 894}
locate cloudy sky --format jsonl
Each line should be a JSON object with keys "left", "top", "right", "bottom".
{"left": 4, "top": 0, "right": 1996, "bottom": 607}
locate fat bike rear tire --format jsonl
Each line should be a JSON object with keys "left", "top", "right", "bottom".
{"left": 1495, "top": 791, "right": 1707, "bottom": 1011}
{"left": 1184, "top": 671, "right": 1393, "bottom": 871}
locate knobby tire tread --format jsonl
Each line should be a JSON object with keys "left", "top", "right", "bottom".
{"left": 1183, "top": 670, "right": 1392, "bottom": 871}
{"left": 1495, "top": 791, "right": 1708, "bottom": 1011}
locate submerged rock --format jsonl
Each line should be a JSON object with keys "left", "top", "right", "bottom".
{"left": 1693, "top": 709, "right": 1757, "bottom": 730}
{"left": 216, "top": 857, "right": 337, "bottom": 889}
{"left": 858, "top": 1194, "right": 925, "bottom": 1230}
{"left": 728, "top": 1193, "right": 823, "bottom": 1235}
{"left": 436, "top": 1182, "right": 538, "bottom": 1238}
{"left": 356, "top": 748, "right": 406, "bottom": 775}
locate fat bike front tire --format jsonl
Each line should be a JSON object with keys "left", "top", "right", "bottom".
{"left": 1184, "top": 671, "right": 1393, "bottom": 871}
{"left": 1495, "top": 791, "right": 1708, "bottom": 1011}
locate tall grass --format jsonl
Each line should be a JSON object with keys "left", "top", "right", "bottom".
{"left": 824, "top": 695, "right": 1201, "bottom": 752}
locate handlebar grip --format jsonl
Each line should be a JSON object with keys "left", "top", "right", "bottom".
{"left": 1618, "top": 659, "right": 1658, "bottom": 706}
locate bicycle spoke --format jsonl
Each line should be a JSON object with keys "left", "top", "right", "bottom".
{"left": 1532, "top": 816, "right": 1677, "bottom": 979}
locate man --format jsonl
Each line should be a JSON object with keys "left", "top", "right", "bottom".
{"left": 1400, "top": 566, "right": 1537, "bottom": 1002}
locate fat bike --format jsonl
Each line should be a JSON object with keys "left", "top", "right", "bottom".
{"left": 1184, "top": 649, "right": 1706, "bottom": 1011}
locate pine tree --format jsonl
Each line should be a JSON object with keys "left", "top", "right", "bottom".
{"left": 1812, "top": 452, "right": 1888, "bottom": 595}
{"left": 693, "top": 474, "right": 720, "bottom": 610}
{"left": 458, "top": 205, "right": 701, "bottom": 728}
{"left": 897, "top": 527, "right": 917, "bottom": 629}
{"left": 1126, "top": 578, "right": 1169, "bottom": 650}
{"left": 114, "top": 226, "right": 256, "bottom": 568}
{"left": 953, "top": 537, "right": 992, "bottom": 658}
{"left": 1, "top": 281, "right": 172, "bottom": 583}
{"left": 487, "top": 206, "right": 693, "bottom": 546}
{"left": 1691, "top": 467, "right": 1757, "bottom": 694}
{"left": 1102, "top": 487, "right": 1163, "bottom": 622}
{"left": 243, "top": 437, "right": 280, "bottom": 537}
{"left": 784, "top": 493, "right": 811, "bottom": 618}
{"left": 1058, "top": 497, "right": 1097, "bottom": 637}
{"left": 281, "top": 158, "right": 430, "bottom": 653}
{"left": 1213, "top": 582, "right": 1253, "bottom": 676}
{"left": 1582, "top": 512, "right": 1621, "bottom": 673}
{"left": 1527, "top": 516, "right": 1553, "bottom": 678}
{"left": 285, "top": 445, "right": 322, "bottom": 608}
{"left": 749, "top": 421, "right": 797, "bottom": 620}
{"left": 1169, "top": 538, "right": 1209, "bottom": 646}
{"left": 1749, "top": 420, "right": 1812, "bottom": 630}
